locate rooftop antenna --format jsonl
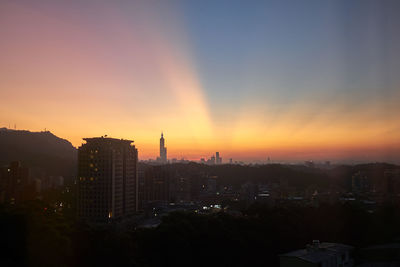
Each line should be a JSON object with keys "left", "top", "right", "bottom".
{"left": 14, "top": 124, "right": 16, "bottom": 130}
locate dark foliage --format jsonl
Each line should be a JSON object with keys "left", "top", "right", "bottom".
{"left": 1, "top": 200, "right": 399, "bottom": 267}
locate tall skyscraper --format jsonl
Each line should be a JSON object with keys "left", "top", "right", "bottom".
{"left": 77, "top": 137, "right": 138, "bottom": 223}
{"left": 159, "top": 132, "right": 167, "bottom": 164}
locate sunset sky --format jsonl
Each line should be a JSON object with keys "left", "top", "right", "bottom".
{"left": 1, "top": 0, "right": 399, "bottom": 163}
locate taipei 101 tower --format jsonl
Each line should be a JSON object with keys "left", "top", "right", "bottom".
{"left": 159, "top": 132, "right": 167, "bottom": 164}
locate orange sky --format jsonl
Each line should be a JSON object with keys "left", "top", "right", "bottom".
{"left": 0, "top": 1, "right": 399, "bottom": 163}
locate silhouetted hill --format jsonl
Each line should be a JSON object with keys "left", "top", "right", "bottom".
{"left": 0, "top": 128, "right": 77, "bottom": 179}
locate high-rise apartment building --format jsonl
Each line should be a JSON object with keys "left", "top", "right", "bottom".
{"left": 77, "top": 137, "right": 138, "bottom": 223}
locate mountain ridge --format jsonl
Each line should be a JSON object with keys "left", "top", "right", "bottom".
{"left": 0, "top": 127, "right": 77, "bottom": 179}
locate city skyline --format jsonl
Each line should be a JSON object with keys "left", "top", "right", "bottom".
{"left": 1, "top": 0, "right": 399, "bottom": 162}
{"left": 2, "top": 126, "right": 398, "bottom": 164}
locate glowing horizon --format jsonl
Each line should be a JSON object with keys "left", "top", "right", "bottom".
{"left": 1, "top": 0, "right": 399, "bottom": 163}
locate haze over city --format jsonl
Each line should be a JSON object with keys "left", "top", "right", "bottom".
{"left": 2, "top": 1, "right": 400, "bottom": 266}
{"left": 1, "top": 0, "right": 399, "bottom": 162}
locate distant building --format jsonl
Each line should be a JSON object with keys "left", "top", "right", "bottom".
{"left": 41, "top": 175, "right": 64, "bottom": 191}
{"left": 77, "top": 137, "right": 138, "bottom": 223}
{"left": 140, "top": 165, "right": 170, "bottom": 207}
{"left": 0, "top": 161, "right": 31, "bottom": 204}
{"left": 170, "top": 176, "right": 191, "bottom": 203}
{"left": 325, "top": 161, "right": 330, "bottom": 166}
{"left": 33, "top": 178, "right": 42, "bottom": 194}
{"left": 240, "top": 182, "right": 258, "bottom": 203}
{"left": 305, "top": 161, "right": 315, "bottom": 168}
{"left": 352, "top": 171, "right": 369, "bottom": 193}
{"left": 384, "top": 169, "right": 400, "bottom": 196}
{"left": 280, "top": 241, "right": 354, "bottom": 267}
{"left": 137, "top": 167, "right": 146, "bottom": 210}
{"left": 216, "top": 152, "right": 222, "bottom": 164}
{"left": 207, "top": 176, "right": 217, "bottom": 194}
{"left": 207, "top": 156, "right": 216, "bottom": 165}
{"left": 159, "top": 132, "right": 167, "bottom": 164}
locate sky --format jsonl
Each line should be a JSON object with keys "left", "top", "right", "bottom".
{"left": 0, "top": 0, "right": 399, "bottom": 163}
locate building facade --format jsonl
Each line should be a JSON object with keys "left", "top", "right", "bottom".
{"left": 0, "top": 161, "right": 31, "bottom": 204}
{"left": 77, "top": 137, "right": 138, "bottom": 223}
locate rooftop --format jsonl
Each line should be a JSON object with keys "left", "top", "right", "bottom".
{"left": 280, "top": 242, "right": 353, "bottom": 263}
{"left": 83, "top": 137, "right": 134, "bottom": 145}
